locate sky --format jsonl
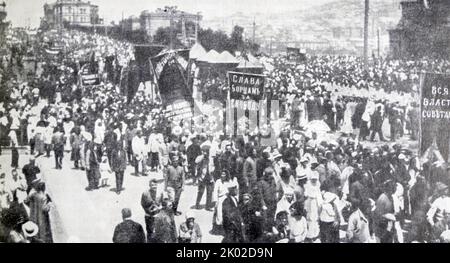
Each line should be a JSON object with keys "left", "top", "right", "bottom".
{"left": 4, "top": 0, "right": 334, "bottom": 28}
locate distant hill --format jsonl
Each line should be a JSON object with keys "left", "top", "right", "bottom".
{"left": 202, "top": 0, "right": 404, "bottom": 36}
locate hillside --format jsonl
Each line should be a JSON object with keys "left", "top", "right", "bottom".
{"left": 202, "top": 0, "right": 404, "bottom": 37}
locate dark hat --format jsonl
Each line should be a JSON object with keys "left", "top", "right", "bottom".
{"left": 276, "top": 210, "right": 289, "bottom": 219}
{"left": 320, "top": 141, "right": 329, "bottom": 147}
{"left": 401, "top": 149, "right": 413, "bottom": 156}
{"left": 393, "top": 144, "right": 402, "bottom": 151}
{"left": 381, "top": 144, "right": 390, "bottom": 152}
{"left": 325, "top": 151, "right": 334, "bottom": 159}
{"left": 121, "top": 208, "right": 132, "bottom": 219}
{"left": 289, "top": 201, "right": 306, "bottom": 217}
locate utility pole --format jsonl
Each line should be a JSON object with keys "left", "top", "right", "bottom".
{"left": 165, "top": 6, "right": 178, "bottom": 50}
{"left": 364, "top": 0, "right": 369, "bottom": 69}
{"left": 121, "top": 11, "right": 124, "bottom": 39}
{"left": 252, "top": 17, "right": 256, "bottom": 46}
{"left": 377, "top": 27, "right": 380, "bottom": 59}
{"left": 269, "top": 37, "right": 273, "bottom": 56}
{"left": 195, "top": 12, "right": 200, "bottom": 43}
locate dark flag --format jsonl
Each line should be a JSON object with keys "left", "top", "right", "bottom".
{"left": 127, "top": 61, "right": 140, "bottom": 103}
{"left": 105, "top": 55, "right": 116, "bottom": 82}
{"left": 420, "top": 73, "right": 450, "bottom": 162}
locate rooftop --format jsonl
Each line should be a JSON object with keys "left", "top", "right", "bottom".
{"left": 141, "top": 8, "right": 201, "bottom": 18}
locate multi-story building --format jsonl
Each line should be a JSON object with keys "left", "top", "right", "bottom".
{"left": 140, "top": 8, "right": 202, "bottom": 42}
{"left": 43, "top": 0, "right": 100, "bottom": 28}
{"left": 121, "top": 16, "right": 141, "bottom": 32}
{"left": 389, "top": 0, "right": 450, "bottom": 58}
{"left": 0, "top": 1, "right": 9, "bottom": 48}
{"left": 118, "top": 8, "right": 202, "bottom": 46}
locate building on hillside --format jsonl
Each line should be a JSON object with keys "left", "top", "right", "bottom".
{"left": 43, "top": 0, "right": 101, "bottom": 29}
{"left": 332, "top": 26, "right": 364, "bottom": 39}
{"left": 389, "top": 0, "right": 450, "bottom": 58}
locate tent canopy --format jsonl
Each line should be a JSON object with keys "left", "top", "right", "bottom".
{"left": 189, "top": 42, "right": 207, "bottom": 60}
{"left": 197, "top": 50, "right": 221, "bottom": 63}
{"left": 218, "top": 51, "right": 239, "bottom": 64}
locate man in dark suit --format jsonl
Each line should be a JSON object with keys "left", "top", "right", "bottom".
{"left": 195, "top": 149, "right": 215, "bottom": 211}
{"left": 222, "top": 186, "right": 244, "bottom": 243}
{"left": 111, "top": 142, "right": 127, "bottom": 194}
{"left": 370, "top": 105, "right": 386, "bottom": 142}
{"left": 51, "top": 127, "right": 65, "bottom": 170}
{"left": 141, "top": 179, "right": 164, "bottom": 243}
{"left": 186, "top": 137, "right": 202, "bottom": 184}
{"left": 242, "top": 146, "right": 257, "bottom": 195}
{"left": 112, "top": 208, "right": 146, "bottom": 243}
{"left": 22, "top": 157, "right": 40, "bottom": 193}
{"left": 85, "top": 142, "right": 100, "bottom": 191}
{"left": 164, "top": 155, "right": 185, "bottom": 216}
{"left": 153, "top": 199, "right": 177, "bottom": 243}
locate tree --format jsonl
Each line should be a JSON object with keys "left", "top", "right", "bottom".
{"left": 245, "top": 40, "right": 261, "bottom": 55}
{"left": 198, "top": 29, "right": 233, "bottom": 53}
{"left": 198, "top": 25, "right": 260, "bottom": 55}
{"left": 153, "top": 27, "right": 183, "bottom": 48}
{"left": 229, "top": 26, "right": 245, "bottom": 52}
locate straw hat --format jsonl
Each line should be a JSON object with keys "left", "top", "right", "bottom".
{"left": 22, "top": 221, "right": 39, "bottom": 238}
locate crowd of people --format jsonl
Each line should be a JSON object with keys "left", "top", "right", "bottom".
{"left": 1, "top": 27, "right": 450, "bottom": 244}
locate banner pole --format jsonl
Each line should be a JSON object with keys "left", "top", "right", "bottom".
{"left": 419, "top": 71, "right": 424, "bottom": 163}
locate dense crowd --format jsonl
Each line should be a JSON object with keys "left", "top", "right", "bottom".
{"left": 1, "top": 28, "right": 450, "bottom": 243}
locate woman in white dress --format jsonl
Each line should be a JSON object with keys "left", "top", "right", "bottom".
{"left": 304, "top": 171, "right": 323, "bottom": 242}
{"left": 212, "top": 170, "right": 239, "bottom": 234}
{"left": 299, "top": 99, "right": 308, "bottom": 128}
{"left": 341, "top": 100, "right": 357, "bottom": 135}
{"left": 43, "top": 125, "right": 53, "bottom": 158}
{"left": 63, "top": 118, "right": 75, "bottom": 152}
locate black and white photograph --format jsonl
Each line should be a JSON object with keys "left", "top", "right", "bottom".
{"left": 0, "top": 0, "right": 450, "bottom": 245}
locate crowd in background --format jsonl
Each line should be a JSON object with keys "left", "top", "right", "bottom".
{"left": 1, "top": 28, "right": 450, "bottom": 243}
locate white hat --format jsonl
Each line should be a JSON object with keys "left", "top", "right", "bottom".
{"left": 271, "top": 149, "right": 282, "bottom": 159}
{"left": 82, "top": 132, "right": 92, "bottom": 142}
{"left": 185, "top": 210, "right": 196, "bottom": 220}
{"left": 323, "top": 192, "right": 337, "bottom": 203}
{"left": 300, "top": 156, "right": 310, "bottom": 163}
{"left": 172, "top": 126, "right": 183, "bottom": 136}
{"left": 263, "top": 147, "right": 272, "bottom": 154}
{"left": 22, "top": 221, "right": 39, "bottom": 238}
{"left": 441, "top": 230, "right": 450, "bottom": 243}
{"left": 292, "top": 134, "right": 302, "bottom": 141}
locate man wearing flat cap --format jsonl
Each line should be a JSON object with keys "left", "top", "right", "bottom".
{"left": 222, "top": 185, "right": 244, "bottom": 243}
{"left": 164, "top": 154, "right": 185, "bottom": 216}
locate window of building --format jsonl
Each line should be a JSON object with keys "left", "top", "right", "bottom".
{"left": 80, "top": 8, "right": 86, "bottom": 14}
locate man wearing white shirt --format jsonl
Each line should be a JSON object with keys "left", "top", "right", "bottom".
{"left": 132, "top": 130, "right": 147, "bottom": 176}
{"left": 0, "top": 111, "right": 8, "bottom": 155}
{"left": 427, "top": 183, "right": 450, "bottom": 233}
{"left": 148, "top": 132, "right": 161, "bottom": 171}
